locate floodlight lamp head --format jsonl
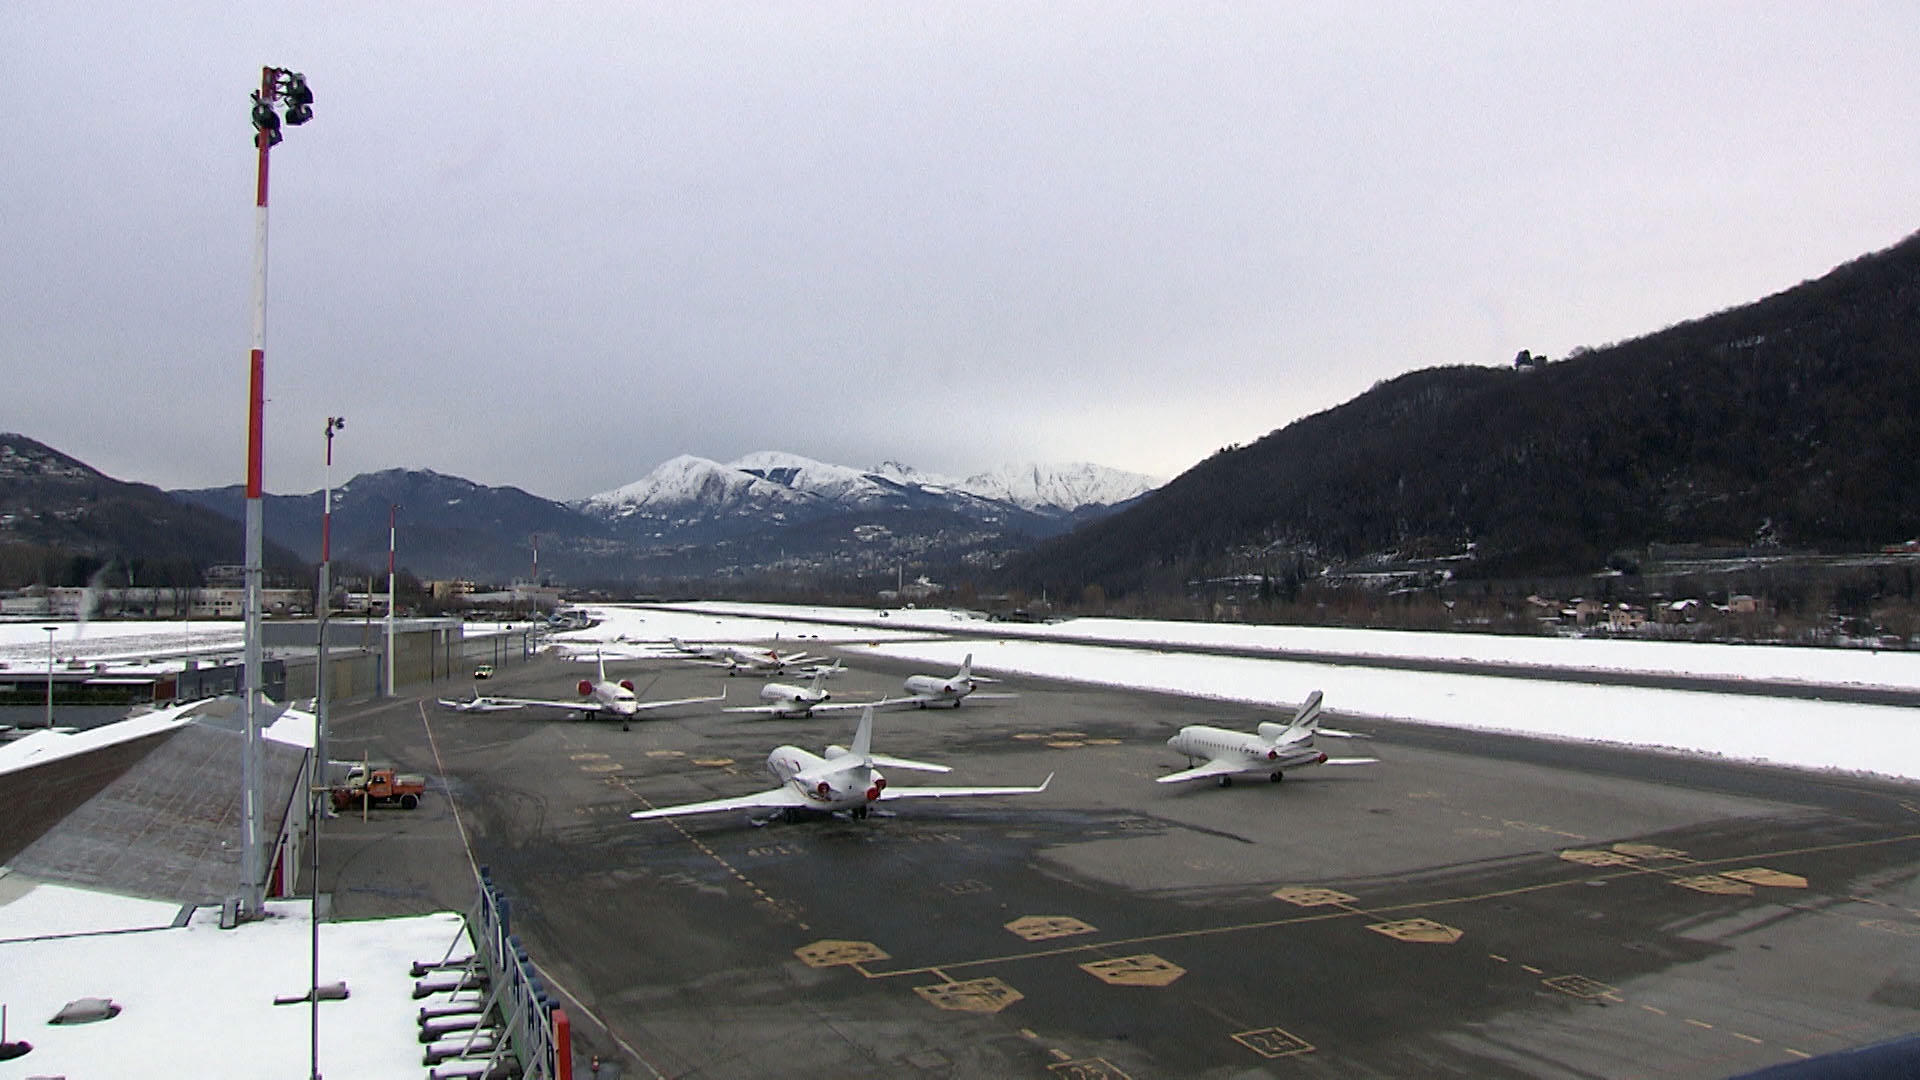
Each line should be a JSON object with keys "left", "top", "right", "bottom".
{"left": 251, "top": 93, "right": 282, "bottom": 146}
{"left": 280, "top": 73, "right": 313, "bottom": 125}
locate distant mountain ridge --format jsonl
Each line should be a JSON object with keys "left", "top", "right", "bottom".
{"left": 167, "top": 453, "right": 1159, "bottom": 583}
{"left": 579, "top": 452, "right": 1158, "bottom": 527}
{"left": 1007, "top": 228, "right": 1920, "bottom": 600}
{"left": 0, "top": 432, "right": 304, "bottom": 587}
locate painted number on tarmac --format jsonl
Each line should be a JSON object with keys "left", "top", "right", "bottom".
{"left": 915, "top": 977, "right": 1024, "bottom": 1013}
{"left": 1080, "top": 954, "right": 1185, "bottom": 987}
{"left": 1272, "top": 886, "right": 1357, "bottom": 906}
{"left": 1543, "top": 974, "right": 1619, "bottom": 1000}
{"left": 1367, "top": 918, "right": 1463, "bottom": 944}
{"left": 1233, "top": 1027, "right": 1314, "bottom": 1058}
{"left": 1006, "top": 915, "right": 1097, "bottom": 941}
{"left": 794, "top": 940, "right": 889, "bottom": 968}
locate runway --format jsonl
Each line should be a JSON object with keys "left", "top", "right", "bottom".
{"left": 314, "top": 648, "right": 1920, "bottom": 1078}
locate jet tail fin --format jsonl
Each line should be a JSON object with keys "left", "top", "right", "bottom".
{"left": 1257, "top": 690, "right": 1326, "bottom": 742}
{"left": 849, "top": 704, "right": 875, "bottom": 762}
{"left": 597, "top": 649, "right": 607, "bottom": 684}
{"left": 956, "top": 653, "right": 973, "bottom": 682}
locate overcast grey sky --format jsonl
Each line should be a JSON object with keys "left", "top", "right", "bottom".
{"left": 5, "top": 3, "right": 1918, "bottom": 501}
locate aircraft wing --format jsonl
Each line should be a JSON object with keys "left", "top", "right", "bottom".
{"left": 1155, "top": 758, "right": 1249, "bottom": 784}
{"left": 436, "top": 696, "right": 527, "bottom": 714}
{"left": 877, "top": 773, "right": 1053, "bottom": 800}
{"left": 629, "top": 786, "right": 810, "bottom": 820}
{"left": 630, "top": 688, "right": 728, "bottom": 712}
{"left": 477, "top": 696, "right": 608, "bottom": 713}
{"left": 1322, "top": 757, "right": 1380, "bottom": 765}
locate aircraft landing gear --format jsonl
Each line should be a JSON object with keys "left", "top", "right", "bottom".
{"left": 852, "top": 805, "right": 870, "bottom": 820}
{"left": 1217, "top": 775, "right": 1233, "bottom": 788}
{"left": 621, "top": 721, "right": 631, "bottom": 732}
{"left": 1269, "top": 770, "right": 1285, "bottom": 783}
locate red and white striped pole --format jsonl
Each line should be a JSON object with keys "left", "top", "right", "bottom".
{"left": 239, "top": 64, "right": 277, "bottom": 920}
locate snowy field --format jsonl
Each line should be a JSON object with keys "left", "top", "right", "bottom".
{"left": 560, "top": 603, "right": 1920, "bottom": 783}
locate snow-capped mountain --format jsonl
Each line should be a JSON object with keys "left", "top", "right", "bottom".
{"left": 579, "top": 452, "right": 1159, "bottom": 526}
{"left": 568, "top": 452, "right": 1161, "bottom": 575}
{"left": 951, "top": 462, "right": 1160, "bottom": 514}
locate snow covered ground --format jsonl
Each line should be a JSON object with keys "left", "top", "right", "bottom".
{"left": 558, "top": 602, "right": 1920, "bottom": 782}
{"left": 0, "top": 884, "right": 470, "bottom": 1080}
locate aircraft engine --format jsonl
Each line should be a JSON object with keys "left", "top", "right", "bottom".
{"left": 1267, "top": 748, "right": 1280, "bottom": 760}
{"left": 619, "top": 679, "right": 635, "bottom": 692}
{"left": 816, "top": 780, "right": 832, "bottom": 796}
{"left": 865, "top": 786, "right": 881, "bottom": 802}
{"left": 873, "top": 776, "right": 886, "bottom": 791}
{"left": 1315, "top": 752, "right": 1328, "bottom": 764}
{"left": 577, "top": 680, "right": 594, "bottom": 696}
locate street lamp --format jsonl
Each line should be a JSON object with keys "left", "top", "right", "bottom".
{"left": 311, "top": 414, "right": 342, "bottom": 1080}
{"left": 241, "top": 64, "right": 316, "bottom": 923}
{"left": 43, "top": 626, "right": 57, "bottom": 729}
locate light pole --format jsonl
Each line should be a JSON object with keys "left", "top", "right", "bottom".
{"left": 241, "top": 64, "right": 315, "bottom": 921}
{"left": 42, "top": 626, "right": 57, "bottom": 729}
{"left": 385, "top": 504, "right": 397, "bottom": 697}
{"left": 310, "top": 414, "right": 341, "bottom": 1080}
{"left": 316, "top": 416, "right": 343, "bottom": 784}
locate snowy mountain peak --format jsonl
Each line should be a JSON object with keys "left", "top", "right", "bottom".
{"left": 959, "top": 461, "right": 1161, "bottom": 512}
{"left": 579, "top": 451, "right": 1161, "bottom": 523}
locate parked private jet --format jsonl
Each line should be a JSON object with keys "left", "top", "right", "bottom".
{"left": 723, "top": 668, "right": 869, "bottom": 719}
{"left": 1159, "top": 691, "right": 1377, "bottom": 786}
{"left": 629, "top": 705, "right": 1052, "bottom": 823}
{"left": 885, "top": 653, "right": 1015, "bottom": 708}
{"left": 439, "top": 652, "right": 726, "bottom": 730}
{"left": 670, "top": 637, "right": 814, "bottom": 676}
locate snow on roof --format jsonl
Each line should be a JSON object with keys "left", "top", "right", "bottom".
{"left": 0, "top": 703, "right": 196, "bottom": 777}
{"left": 0, "top": 888, "right": 471, "bottom": 1080}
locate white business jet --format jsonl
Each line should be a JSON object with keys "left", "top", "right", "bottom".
{"left": 629, "top": 705, "right": 1052, "bottom": 823}
{"left": 1159, "top": 691, "right": 1377, "bottom": 787}
{"left": 723, "top": 668, "right": 869, "bottom": 719}
{"left": 440, "top": 651, "right": 726, "bottom": 730}
{"left": 885, "top": 653, "right": 1015, "bottom": 709}
{"left": 670, "top": 637, "right": 814, "bottom": 676}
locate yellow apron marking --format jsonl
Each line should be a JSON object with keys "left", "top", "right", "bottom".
{"left": 1367, "top": 918, "right": 1463, "bottom": 944}
{"left": 1543, "top": 974, "right": 1618, "bottom": 1000}
{"left": 644, "top": 749, "right": 685, "bottom": 758}
{"left": 569, "top": 752, "right": 610, "bottom": 761}
{"left": 1006, "top": 915, "right": 1097, "bottom": 941}
{"left": 795, "top": 940, "right": 890, "bottom": 968}
{"left": 1561, "top": 848, "right": 1638, "bottom": 867}
{"left": 915, "top": 977, "right": 1024, "bottom": 1013}
{"left": 578, "top": 761, "right": 623, "bottom": 773}
{"left": 1233, "top": 1027, "right": 1315, "bottom": 1058}
{"left": 1613, "top": 842, "right": 1687, "bottom": 859}
{"left": 690, "top": 757, "right": 735, "bottom": 768}
{"left": 1080, "top": 953, "right": 1186, "bottom": 987}
{"left": 1722, "top": 867, "right": 1808, "bottom": 889}
{"left": 1273, "top": 886, "right": 1357, "bottom": 907}
{"left": 1674, "top": 874, "right": 1756, "bottom": 895}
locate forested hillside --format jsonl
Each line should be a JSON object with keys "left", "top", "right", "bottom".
{"left": 1008, "top": 230, "right": 1920, "bottom": 600}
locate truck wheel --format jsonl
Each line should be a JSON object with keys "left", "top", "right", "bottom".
{"left": 400, "top": 793, "right": 419, "bottom": 809}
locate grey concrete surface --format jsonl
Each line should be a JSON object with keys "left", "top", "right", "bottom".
{"left": 312, "top": 647, "right": 1920, "bottom": 1079}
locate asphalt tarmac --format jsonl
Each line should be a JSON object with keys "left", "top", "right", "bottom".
{"left": 313, "top": 647, "right": 1920, "bottom": 1079}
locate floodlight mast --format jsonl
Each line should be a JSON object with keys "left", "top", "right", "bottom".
{"left": 241, "top": 64, "right": 313, "bottom": 921}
